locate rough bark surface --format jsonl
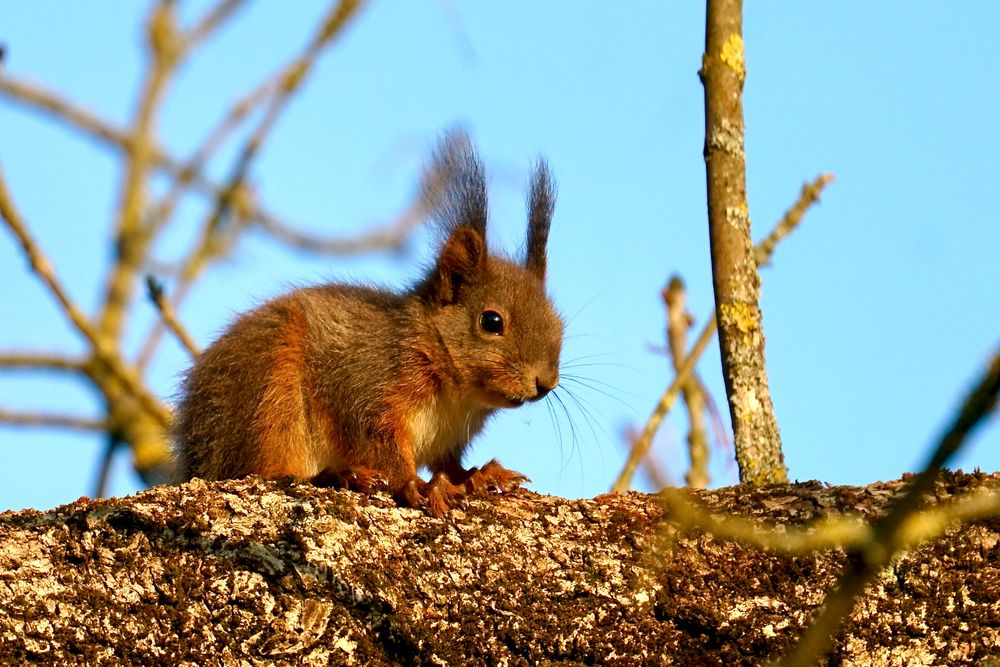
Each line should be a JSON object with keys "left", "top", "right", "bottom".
{"left": 1, "top": 471, "right": 998, "bottom": 666}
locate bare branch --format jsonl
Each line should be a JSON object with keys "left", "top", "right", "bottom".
{"left": 92, "top": 436, "right": 122, "bottom": 499}
{"left": 0, "top": 76, "right": 132, "bottom": 150}
{"left": 0, "top": 408, "right": 108, "bottom": 432}
{"left": 135, "top": 0, "right": 369, "bottom": 368}
{"left": 145, "top": 276, "right": 200, "bottom": 359}
{"left": 95, "top": 0, "right": 183, "bottom": 343}
{"left": 183, "top": 0, "right": 249, "bottom": 51}
{"left": 664, "top": 276, "right": 710, "bottom": 488}
{"left": 0, "top": 353, "right": 86, "bottom": 374}
{"left": 0, "top": 163, "right": 171, "bottom": 429}
{"left": 253, "top": 193, "right": 425, "bottom": 255}
{"left": 612, "top": 173, "right": 833, "bottom": 493}
{"left": 782, "top": 348, "right": 1000, "bottom": 666}
{"left": 612, "top": 315, "right": 717, "bottom": 493}
{"left": 755, "top": 173, "right": 835, "bottom": 267}
{"left": 701, "top": 0, "right": 788, "bottom": 485}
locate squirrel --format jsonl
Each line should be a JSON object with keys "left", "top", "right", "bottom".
{"left": 173, "top": 132, "right": 563, "bottom": 515}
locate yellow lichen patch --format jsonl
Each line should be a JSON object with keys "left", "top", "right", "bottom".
{"left": 719, "top": 302, "right": 758, "bottom": 335}
{"left": 720, "top": 33, "right": 746, "bottom": 78}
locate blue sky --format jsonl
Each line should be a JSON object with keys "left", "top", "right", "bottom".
{"left": 1, "top": 3, "right": 997, "bottom": 511}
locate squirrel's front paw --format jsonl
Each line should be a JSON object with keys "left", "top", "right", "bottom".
{"left": 464, "top": 459, "right": 530, "bottom": 496}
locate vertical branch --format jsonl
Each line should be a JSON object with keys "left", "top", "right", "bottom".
{"left": 97, "top": 0, "right": 182, "bottom": 343}
{"left": 701, "top": 0, "right": 787, "bottom": 485}
{"left": 664, "top": 277, "right": 710, "bottom": 488}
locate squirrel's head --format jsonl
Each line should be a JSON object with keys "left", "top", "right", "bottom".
{"left": 416, "top": 133, "right": 563, "bottom": 409}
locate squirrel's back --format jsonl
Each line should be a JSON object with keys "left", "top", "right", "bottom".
{"left": 174, "top": 284, "right": 407, "bottom": 481}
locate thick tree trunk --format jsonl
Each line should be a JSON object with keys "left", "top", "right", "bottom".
{"left": 1, "top": 472, "right": 997, "bottom": 665}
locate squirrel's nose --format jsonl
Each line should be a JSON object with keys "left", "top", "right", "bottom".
{"left": 534, "top": 372, "right": 559, "bottom": 399}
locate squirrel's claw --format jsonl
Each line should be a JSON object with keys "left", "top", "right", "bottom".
{"left": 317, "top": 466, "right": 389, "bottom": 494}
{"left": 464, "top": 459, "right": 530, "bottom": 496}
{"left": 425, "top": 472, "right": 466, "bottom": 517}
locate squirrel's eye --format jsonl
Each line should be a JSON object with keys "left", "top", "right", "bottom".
{"left": 479, "top": 310, "right": 504, "bottom": 335}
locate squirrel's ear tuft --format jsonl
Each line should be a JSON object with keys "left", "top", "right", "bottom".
{"left": 525, "top": 158, "right": 555, "bottom": 280}
{"left": 428, "top": 225, "right": 486, "bottom": 305}
{"left": 422, "top": 130, "right": 488, "bottom": 238}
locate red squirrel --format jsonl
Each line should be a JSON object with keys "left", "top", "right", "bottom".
{"left": 174, "top": 133, "right": 563, "bottom": 515}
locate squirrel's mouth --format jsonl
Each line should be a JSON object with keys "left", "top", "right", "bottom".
{"left": 479, "top": 388, "right": 527, "bottom": 409}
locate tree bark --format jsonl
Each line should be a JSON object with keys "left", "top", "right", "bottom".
{"left": 1, "top": 471, "right": 997, "bottom": 665}
{"left": 701, "top": 0, "right": 787, "bottom": 485}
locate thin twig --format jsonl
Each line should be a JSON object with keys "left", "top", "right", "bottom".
{"left": 2, "top": 58, "right": 407, "bottom": 273}
{"left": 755, "top": 173, "right": 835, "bottom": 267}
{"left": 254, "top": 193, "right": 425, "bottom": 255}
{"left": 781, "top": 348, "right": 1000, "bottom": 666}
{"left": 145, "top": 276, "right": 200, "bottom": 359}
{"left": 664, "top": 276, "right": 710, "bottom": 488}
{"left": 0, "top": 163, "right": 171, "bottom": 428}
{"left": 178, "top": 0, "right": 369, "bottom": 286}
{"left": 0, "top": 408, "right": 108, "bottom": 432}
{"left": 0, "top": 76, "right": 132, "bottom": 150}
{"left": 184, "top": 0, "right": 249, "bottom": 51}
{"left": 613, "top": 317, "right": 717, "bottom": 493}
{"left": 96, "top": 0, "right": 182, "bottom": 343}
{"left": 612, "top": 173, "right": 834, "bottom": 493}
{"left": 0, "top": 353, "right": 86, "bottom": 373}
{"left": 136, "top": 0, "right": 368, "bottom": 367}
{"left": 93, "top": 435, "right": 122, "bottom": 499}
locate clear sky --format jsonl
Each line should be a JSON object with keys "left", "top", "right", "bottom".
{"left": 1, "top": 3, "right": 997, "bottom": 512}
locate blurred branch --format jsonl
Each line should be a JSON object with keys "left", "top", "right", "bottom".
{"left": 184, "top": 0, "right": 249, "bottom": 51}
{"left": 177, "top": 0, "right": 370, "bottom": 285}
{"left": 755, "top": 173, "right": 835, "bottom": 267}
{"left": 613, "top": 317, "right": 716, "bottom": 493}
{"left": 612, "top": 172, "right": 833, "bottom": 493}
{"left": 136, "top": 0, "right": 369, "bottom": 368}
{"left": 254, "top": 193, "right": 424, "bottom": 255}
{"left": 96, "top": 0, "right": 183, "bottom": 343}
{"left": 782, "top": 348, "right": 1000, "bottom": 666}
{"left": 0, "top": 353, "right": 86, "bottom": 374}
{"left": 0, "top": 409, "right": 108, "bottom": 432}
{"left": 0, "top": 76, "right": 132, "bottom": 150}
{"left": 664, "top": 276, "right": 710, "bottom": 488}
{"left": 0, "top": 163, "right": 171, "bottom": 429}
{"left": 658, "top": 482, "right": 1000, "bottom": 556}
{"left": 145, "top": 276, "right": 200, "bottom": 359}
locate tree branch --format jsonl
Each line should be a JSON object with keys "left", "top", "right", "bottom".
{"left": 0, "top": 353, "right": 86, "bottom": 374}
{"left": 0, "top": 408, "right": 108, "bottom": 432}
{"left": 183, "top": 0, "right": 249, "bottom": 52}
{"left": 782, "top": 347, "right": 1000, "bottom": 666}
{"left": 145, "top": 276, "right": 200, "bottom": 359}
{"left": 701, "top": 0, "right": 787, "bottom": 485}
{"left": 96, "top": 0, "right": 182, "bottom": 344}
{"left": 664, "top": 276, "right": 710, "bottom": 488}
{"left": 135, "top": 0, "right": 369, "bottom": 368}
{"left": 612, "top": 173, "right": 833, "bottom": 492}
{"left": 0, "top": 163, "right": 171, "bottom": 429}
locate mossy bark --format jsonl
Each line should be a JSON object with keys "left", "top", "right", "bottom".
{"left": 0, "top": 472, "right": 997, "bottom": 665}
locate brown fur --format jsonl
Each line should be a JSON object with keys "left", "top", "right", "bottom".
{"left": 174, "top": 134, "right": 563, "bottom": 515}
